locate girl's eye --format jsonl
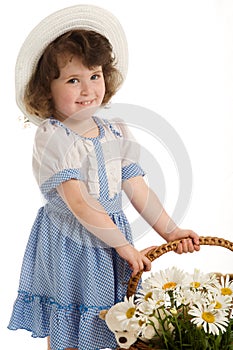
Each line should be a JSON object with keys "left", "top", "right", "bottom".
{"left": 67, "top": 78, "right": 79, "bottom": 84}
{"left": 91, "top": 74, "right": 100, "bottom": 80}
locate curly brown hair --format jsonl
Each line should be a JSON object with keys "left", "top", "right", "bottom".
{"left": 24, "top": 30, "right": 123, "bottom": 119}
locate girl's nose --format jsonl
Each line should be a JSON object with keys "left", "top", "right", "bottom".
{"left": 80, "top": 81, "right": 91, "bottom": 95}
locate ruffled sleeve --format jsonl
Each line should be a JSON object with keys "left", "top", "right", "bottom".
{"left": 32, "top": 120, "right": 84, "bottom": 196}
{"left": 112, "top": 119, "right": 145, "bottom": 181}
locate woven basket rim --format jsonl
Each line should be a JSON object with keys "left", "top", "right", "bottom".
{"left": 127, "top": 236, "right": 233, "bottom": 297}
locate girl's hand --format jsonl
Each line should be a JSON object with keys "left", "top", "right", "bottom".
{"left": 115, "top": 244, "right": 153, "bottom": 277}
{"left": 167, "top": 228, "right": 200, "bottom": 254}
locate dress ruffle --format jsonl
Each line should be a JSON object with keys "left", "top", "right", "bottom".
{"left": 8, "top": 291, "right": 117, "bottom": 349}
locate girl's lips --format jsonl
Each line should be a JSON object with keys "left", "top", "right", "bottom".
{"left": 76, "top": 99, "right": 94, "bottom": 106}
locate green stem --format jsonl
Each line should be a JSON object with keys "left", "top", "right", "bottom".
{"left": 174, "top": 314, "right": 182, "bottom": 349}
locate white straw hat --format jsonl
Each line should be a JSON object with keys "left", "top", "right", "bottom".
{"left": 15, "top": 4, "right": 128, "bottom": 125}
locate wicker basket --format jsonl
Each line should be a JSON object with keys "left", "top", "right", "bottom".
{"left": 117, "top": 236, "right": 233, "bottom": 350}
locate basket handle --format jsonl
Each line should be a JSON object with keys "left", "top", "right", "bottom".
{"left": 127, "top": 236, "right": 233, "bottom": 297}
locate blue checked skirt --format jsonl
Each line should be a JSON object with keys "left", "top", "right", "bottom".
{"left": 8, "top": 195, "right": 133, "bottom": 350}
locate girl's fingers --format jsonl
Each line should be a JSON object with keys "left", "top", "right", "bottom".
{"left": 194, "top": 242, "right": 201, "bottom": 251}
{"left": 176, "top": 242, "right": 183, "bottom": 254}
{"left": 130, "top": 255, "right": 152, "bottom": 276}
{"left": 142, "top": 256, "right": 151, "bottom": 271}
{"left": 187, "top": 238, "right": 195, "bottom": 253}
{"left": 178, "top": 238, "right": 193, "bottom": 253}
{"left": 176, "top": 238, "right": 198, "bottom": 254}
{"left": 130, "top": 257, "right": 141, "bottom": 276}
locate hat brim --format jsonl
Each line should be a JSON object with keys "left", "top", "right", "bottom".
{"left": 15, "top": 4, "right": 128, "bottom": 125}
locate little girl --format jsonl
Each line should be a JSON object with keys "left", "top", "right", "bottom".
{"left": 8, "top": 5, "right": 200, "bottom": 350}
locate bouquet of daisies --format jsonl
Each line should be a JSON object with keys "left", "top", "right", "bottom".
{"left": 105, "top": 267, "right": 233, "bottom": 349}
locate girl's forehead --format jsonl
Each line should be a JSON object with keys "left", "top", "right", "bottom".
{"left": 57, "top": 54, "right": 102, "bottom": 77}
{"left": 57, "top": 52, "right": 102, "bottom": 71}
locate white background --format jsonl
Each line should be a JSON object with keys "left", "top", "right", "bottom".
{"left": 1, "top": 0, "right": 233, "bottom": 349}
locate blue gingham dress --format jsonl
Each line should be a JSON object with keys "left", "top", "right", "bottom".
{"left": 8, "top": 116, "right": 144, "bottom": 350}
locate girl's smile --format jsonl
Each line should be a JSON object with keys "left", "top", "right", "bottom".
{"left": 50, "top": 55, "right": 106, "bottom": 121}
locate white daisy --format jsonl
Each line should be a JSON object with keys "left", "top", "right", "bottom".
{"left": 136, "top": 287, "right": 154, "bottom": 304}
{"left": 141, "top": 278, "right": 155, "bottom": 291}
{"left": 175, "top": 288, "right": 196, "bottom": 306}
{"left": 184, "top": 269, "right": 217, "bottom": 291}
{"left": 105, "top": 296, "right": 138, "bottom": 332}
{"left": 214, "top": 275, "right": 233, "bottom": 297}
{"left": 188, "top": 302, "right": 229, "bottom": 335}
{"left": 209, "top": 292, "right": 232, "bottom": 313}
{"left": 138, "top": 298, "right": 165, "bottom": 316}
{"left": 113, "top": 296, "right": 138, "bottom": 329}
{"left": 136, "top": 289, "right": 165, "bottom": 315}
{"left": 146, "top": 267, "right": 185, "bottom": 292}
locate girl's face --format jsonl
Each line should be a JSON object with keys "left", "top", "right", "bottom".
{"left": 50, "top": 55, "right": 106, "bottom": 120}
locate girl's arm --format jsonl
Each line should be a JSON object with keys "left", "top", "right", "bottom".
{"left": 123, "top": 175, "right": 200, "bottom": 253}
{"left": 57, "top": 179, "right": 152, "bottom": 275}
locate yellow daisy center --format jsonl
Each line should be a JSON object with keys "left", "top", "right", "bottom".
{"left": 202, "top": 311, "right": 215, "bottom": 323}
{"left": 221, "top": 287, "right": 232, "bottom": 296}
{"left": 163, "top": 282, "right": 177, "bottom": 290}
{"left": 138, "top": 319, "right": 145, "bottom": 327}
{"left": 190, "top": 281, "right": 201, "bottom": 288}
{"left": 214, "top": 301, "right": 222, "bottom": 309}
{"left": 126, "top": 307, "right": 136, "bottom": 319}
{"left": 145, "top": 292, "right": 152, "bottom": 301}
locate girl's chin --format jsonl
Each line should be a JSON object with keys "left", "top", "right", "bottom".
{"left": 72, "top": 105, "right": 100, "bottom": 120}
{"left": 57, "top": 105, "right": 101, "bottom": 121}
